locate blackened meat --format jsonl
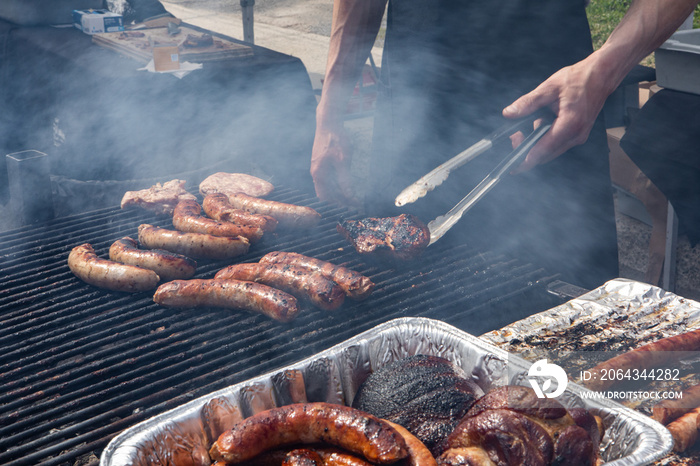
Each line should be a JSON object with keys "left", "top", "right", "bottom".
{"left": 351, "top": 355, "right": 483, "bottom": 455}
{"left": 336, "top": 214, "right": 430, "bottom": 260}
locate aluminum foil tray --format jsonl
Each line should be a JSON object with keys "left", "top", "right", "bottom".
{"left": 101, "top": 316, "right": 672, "bottom": 466}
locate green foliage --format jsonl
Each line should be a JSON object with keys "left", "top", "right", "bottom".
{"left": 586, "top": 0, "right": 700, "bottom": 66}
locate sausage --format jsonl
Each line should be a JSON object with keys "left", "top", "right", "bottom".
{"left": 259, "top": 251, "right": 374, "bottom": 300}
{"left": 652, "top": 383, "right": 700, "bottom": 425}
{"left": 68, "top": 243, "right": 159, "bottom": 292}
{"left": 209, "top": 402, "right": 408, "bottom": 464}
{"left": 173, "top": 199, "right": 264, "bottom": 242}
{"left": 153, "top": 279, "right": 299, "bottom": 322}
{"left": 667, "top": 406, "right": 700, "bottom": 452}
{"left": 138, "top": 224, "right": 249, "bottom": 260}
{"left": 215, "top": 263, "right": 345, "bottom": 311}
{"left": 245, "top": 447, "right": 373, "bottom": 466}
{"left": 203, "top": 193, "right": 278, "bottom": 232}
{"left": 225, "top": 192, "right": 321, "bottom": 229}
{"left": 109, "top": 237, "right": 196, "bottom": 281}
{"left": 385, "top": 421, "right": 438, "bottom": 466}
{"left": 282, "top": 449, "right": 325, "bottom": 466}
{"left": 584, "top": 328, "right": 700, "bottom": 391}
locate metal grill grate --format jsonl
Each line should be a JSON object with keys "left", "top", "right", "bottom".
{"left": 0, "top": 186, "right": 561, "bottom": 465}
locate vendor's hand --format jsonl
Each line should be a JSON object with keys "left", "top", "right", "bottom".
{"left": 311, "top": 125, "right": 359, "bottom": 207}
{"left": 503, "top": 56, "right": 612, "bottom": 173}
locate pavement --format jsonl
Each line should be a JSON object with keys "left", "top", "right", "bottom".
{"left": 160, "top": 0, "right": 383, "bottom": 90}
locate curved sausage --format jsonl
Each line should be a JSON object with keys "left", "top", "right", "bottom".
{"left": 282, "top": 449, "right": 325, "bottom": 466}
{"left": 203, "top": 193, "right": 278, "bottom": 232}
{"left": 209, "top": 402, "right": 408, "bottom": 464}
{"left": 668, "top": 406, "right": 700, "bottom": 452}
{"left": 584, "top": 328, "right": 700, "bottom": 391}
{"left": 652, "top": 383, "right": 700, "bottom": 425}
{"left": 173, "top": 200, "right": 264, "bottom": 242}
{"left": 215, "top": 263, "right": 345, "bottom": 311}
{"left": 109, "top": 237, "right": 196, "bottom": 281}
{"left": 225, "top": 193, "right": 321, "bottom": 229}
{"left": 385, "top": 421, "right": 438, "bottom": 466}
{"left": 153, "top": 278, "right": 299, "bottom": 322}
{"left": 68, "top": 243, "right": 159, "bottom": 292}
{"left": 259, "top": 251, "right": 374, "bottom": 300}
{"left": 138, "top": 224, "right": 249, "bottom": 260}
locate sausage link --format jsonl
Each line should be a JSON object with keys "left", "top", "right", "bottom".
{"left": 260, "top": 252, "right": 374, "bottom": 300}
{"left": 215, "top": 263, "right": 345, "bottom": 311}
{"left": 385, "top": 421, "right": 437, "bottom": 466}
{"left": 209, "top": 402, "right": 408, "bottom": 464}
{"left": 153, "top": 279, "right": 299, "bottom": 322}
{"left": 173, "top": 200, "right": 264, "bottom": 242}
{"left": 584, "top": 328, "right": 700, "bottom": 391}
{"left": 203, "top": 193, "right": 278, "bottom": 232}
{"left": 68, "top": 243, "right": 159, "bottom": 292}
{"left": 138, "top": 224, "right": 249, "bottom": 260}
{"left": 283, "top": 449, "right": 325, "bottom": 466}
{"left": 226, "top": 193, "right": 321, "bottom": 229}
{"left": 109, "top": 237, "right": 196, "bottom": 281}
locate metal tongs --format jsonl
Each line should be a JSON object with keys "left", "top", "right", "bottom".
{"left": 394, "top": 109, "right": 555, "bottom": 246}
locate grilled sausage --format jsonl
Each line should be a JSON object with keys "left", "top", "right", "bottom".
{"left": 225, "top": 193, "right": 321, "bottom": 229}
{"left": 283, "top": 449, "right": 325, "bottom": 466}
{"left": 153, "top": 279, "right": 299, "bottom": 322}
{"left": 667, "top": 406, "right": 700, "bottom": 452}
{"left": 584, "top": 328, "right": 700, "bottom": 391}
{"left": 173, "top": 199, "right": 264, "bottom": 242}
{"left": 209, "top": 402, "right": 409, "bottom": 464}
{"left": 203, "top": 193, "right": 278, "bottom": 232}
{"left": 215, "top": 263, "right": 345, "bottom": 311}
{"left": 652, "top": 383, "right": 700, "bottom": 425}
{"left": 259, "top": 251, "right": 374, "bottom": 300}
{"left": 68, "top": 243, "right": 160, "bottom": 292}
{"left": 138, "top": 224, "right": 249, "bottom": 260}
{"left": 109, "top": 237, "right": 196, "bottom": 281}
{"left": 385, "top": 421, "right": 438, "bottom": 466}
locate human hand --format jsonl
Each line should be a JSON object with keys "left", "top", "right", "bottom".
{"left": 503, "top": 56, "right": 612, "bottom": 173}
{"left": 310, "top": 125, "right": 359, "bottom": 207}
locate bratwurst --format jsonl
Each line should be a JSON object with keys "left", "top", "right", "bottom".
{"left": 209, "top": 402, "right": 409, "bottom": 464}
{"left": 173, "top": 199, "right": 264, "bottom": 242}
{"left": 215, "top": 263, "right": 345, "bottom": 311}
{"left": 203, "top": 193, "right": 278, "bottom": 232}
{"left": 225, "top": 192, "right": 321, "bottom": 229}
{"left": 138, "top": 224, "right": 249, "bottom": 260}
{"left": 109, "top": 237, "right": 196, "bottom": 281}
{"left": 259, "top": 251, "right": 374, "bottom": 300}
{"left": 153, "top": 279, "right": 299, "bottom": 322}
{"left": 68, "top": 243, "right": 159, "bottom": 292}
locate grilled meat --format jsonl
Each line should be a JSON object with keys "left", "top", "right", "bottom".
{"left": 120, "top": 179, "right": 197, "bottom": 215}
{"left": 336, "top": 214, "right": 430, "bottom": 261}
{"left": 439, "top": 385, "right": 602, "bottom": 466}
{"left": 352, "top": 355, "right": 483, "bottom": 455}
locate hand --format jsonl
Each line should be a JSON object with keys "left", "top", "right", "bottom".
{"left": 310, "top": 125, "right": 359, "bottom": 207}
{"left": 503, "top": 55, "right": 612, "bottom": 173}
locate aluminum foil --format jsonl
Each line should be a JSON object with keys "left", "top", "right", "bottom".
{"left": 101, "top": 315, "right": 672, "bottom": 466}
{"left": 481, "top": 278, "right": 700, "bottom": 354}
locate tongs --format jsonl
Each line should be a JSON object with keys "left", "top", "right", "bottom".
{"left": 394, "top": 109, "right": 555, "bottom": 246}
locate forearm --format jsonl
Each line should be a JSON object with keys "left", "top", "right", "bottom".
{"left": 592, "top": 0, "right": 697, "bottom": 94}
{"left": 316, "top": 0, "right": 387, "bottom": 128}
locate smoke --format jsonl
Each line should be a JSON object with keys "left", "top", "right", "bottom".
{"left": 0, "top": 17, "right": 317, "bottom": 225}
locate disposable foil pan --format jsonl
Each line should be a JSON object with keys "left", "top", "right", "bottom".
{"left": 101, "top": 316, "right": 672, "bottom": 466}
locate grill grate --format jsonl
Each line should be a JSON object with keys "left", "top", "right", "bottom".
{"left": 0, "top": 186, "right": 561, "bottom": 465}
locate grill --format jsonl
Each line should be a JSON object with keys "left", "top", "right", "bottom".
{"left": 0, "top": 185, "right": 564, "bottom": 465}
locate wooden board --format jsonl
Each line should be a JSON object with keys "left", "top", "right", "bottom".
{"left": 92, "top": 26, "right": 253, "bottom": 63}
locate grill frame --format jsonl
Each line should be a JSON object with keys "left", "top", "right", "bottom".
{"left": 0, "top": 186, "right": 562, "bottom": 465}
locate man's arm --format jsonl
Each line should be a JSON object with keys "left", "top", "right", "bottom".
{"left": 504, "top": 0, "right": 698, "bottom": 172}
{"left": 311, "top": 0, "right": 387, "bottom": 204}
